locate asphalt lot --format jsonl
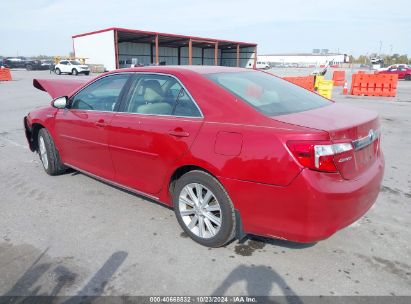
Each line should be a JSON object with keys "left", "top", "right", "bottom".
{"left": 0, "top": 69, "right": 410, "bottom": 298}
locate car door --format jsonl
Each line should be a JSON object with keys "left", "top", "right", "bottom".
{"left": 65, "top": 61, "right": 72, "bottom": 73}
{"left": 386, "top": 66, "right": 398, "bottom": 75}
{"left": 398, "top": 67, "right": 407, "bottom": 79}
{"left": 54, "top": 73, "right": 131, "bottom": 180}
{"left": 107, "top": 73, "right": 204, "bottom": 195}
{"left": 59, "top": 61, "right": 69, "bottom": 73}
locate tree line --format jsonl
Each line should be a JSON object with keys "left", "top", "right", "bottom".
{"left": 349, "top": 54, "right": 410, "bottom": 65}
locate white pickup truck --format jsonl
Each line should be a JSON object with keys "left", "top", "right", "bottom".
{"left": 246, "top": 61, "right": 270, "bottom": 69}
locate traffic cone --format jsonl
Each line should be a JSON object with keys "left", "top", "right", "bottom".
{"left": 343, "top": 81, "right": 348, "bottom": 95}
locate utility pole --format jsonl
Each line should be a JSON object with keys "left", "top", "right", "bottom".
{"left": 379, "top": 41, "right": 382, "bottom": 55}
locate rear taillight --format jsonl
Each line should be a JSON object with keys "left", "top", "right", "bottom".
{"left": 287, "top": 141, "right": 353, "bottom": 173}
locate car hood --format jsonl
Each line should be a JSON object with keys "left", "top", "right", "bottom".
{"left": 33, "top": 78, "right": 88, "bottom": 99}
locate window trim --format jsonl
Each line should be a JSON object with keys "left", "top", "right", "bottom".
{"left": 67, "top": 72, "right": 204, "bottom": 119}
{"left": 118, "top": 72, "right": 204, "bottom": 119}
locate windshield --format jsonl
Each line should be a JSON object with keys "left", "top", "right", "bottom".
{"left": 206, "top": 71, "right": 331, "bottom": 116}
{"left": 69, "top": 60, "right": 81, "bottom": 65}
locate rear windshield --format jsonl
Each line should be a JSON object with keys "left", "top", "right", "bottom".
{"left": 206, "top": 71, "right": 331, "bottom": 116}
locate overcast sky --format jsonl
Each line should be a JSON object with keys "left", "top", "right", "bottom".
{"left": 1, "top": 0, "right": 410, "bottom": 57}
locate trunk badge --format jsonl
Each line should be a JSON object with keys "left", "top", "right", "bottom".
{"left": 368, "top": 129, "right": 377, "bottom": 141}
{"left": 338, "top": 156, "right": 353, "bottom": 163}
{"left": 352, "top": 128, "right": 380, "bottom": 151}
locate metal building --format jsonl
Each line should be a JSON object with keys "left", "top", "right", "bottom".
{"left": 72, "top": 27, "right": 257, "bottom": 71}
{"left": 258, "top": 53, "right": 349, "bottom": 67}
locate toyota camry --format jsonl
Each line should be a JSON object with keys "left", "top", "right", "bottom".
{"left": 24, "top": 66, "right": 384, "bottom": 247}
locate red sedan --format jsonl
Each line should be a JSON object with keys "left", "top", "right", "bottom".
{"left": 376, "top": 64, "right": 411, "bottom": 80}
{"left": 24, "top": 66, "right": 384, "bottom": 247}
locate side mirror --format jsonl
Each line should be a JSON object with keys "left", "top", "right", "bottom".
{"left": 52, "top": 96, "right": 68, "bottom": 109}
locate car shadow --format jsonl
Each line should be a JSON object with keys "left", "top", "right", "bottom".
{"left": 242, "top": 235, "right": 317, "bottom": 249}
{"left": 212, "top": 264, "right": 303, "bottom": 303}
{"left": 69, "top": 170, "right": 172, "bottom": 211}
{"left": 0, "top": 248, "right": 128, "bottom": 302}
{"left": 68, "top": 170, "right": 316, "bottom": 249}
{"left": 230, "top": 236, "right": 315, "bottom": 258}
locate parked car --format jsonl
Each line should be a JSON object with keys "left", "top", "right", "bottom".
{"left": 2, "top": 57, "right": 54, "bottom": 70}
{"left": 377, "top": 64, "right": 408, "bottom": 72}
{"left": 2, "top": 57, "right": 28, "bottom": 69}
{"left": 54, "top": 60, "right": 90, "bottom": 75}
{"left": 25, "top": 59, "right": 54, "bottom": 71}
{"left": 376, "top": 65, "right": 411, "bottom": 80}
{"left": 370, "top": 57, "right": 383, "bottom": 65}
{"left": 246, "top": 61, "right": 270, "bottom": 69}
{"left": 255, "top": 61, "right": 270, "bottom": 69}
{"left": 24, "top": 66, "right": 384, "bottom": 247}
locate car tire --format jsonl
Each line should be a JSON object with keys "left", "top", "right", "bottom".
{"left": 26, "top": 65, "right": 33, "bottom": 71}
{"left": 85, "top": 72, "right": 90, "bottom": 76}
{"left": 72, "top": 69, "right": 78, "bottom": 76}
{"left": 173, "top": 170, "right": 236, "bottom": 247}
{"left": 37, "top": 128, "right": 67, "bottom": 176}
{"left": 405, "top": 75, "right": 411, "bottom": 81}
{"left": 55, "top": 68, "right": 61, "bottom": 75}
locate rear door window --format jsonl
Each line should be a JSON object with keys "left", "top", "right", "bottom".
{"left": 123, "top": 74, "right": 202, "bottom": 117}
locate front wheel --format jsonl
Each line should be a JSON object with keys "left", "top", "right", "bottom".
{"left": 72, "top": 69, "right": 78, "bottom": 76}
{"left": 173, "top": 170, "right": 236, "bottom": 247}
{"left": 405, "top": 75, "right": 411, "bottom": 81}
{"left": 55, "top": 68, "right": 61, "bottom": 75}
{"left": 37, "top": 128, "right": 67, "bottom": 175}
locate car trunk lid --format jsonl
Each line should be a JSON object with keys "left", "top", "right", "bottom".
{"left": 274, "top": 103, "right": 380, "bottom": 180}
{"left": 33, "top": 79, "right": 88, "bottom": 99}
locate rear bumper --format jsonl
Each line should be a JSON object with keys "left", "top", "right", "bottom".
{"left": 220, "top": 154, "right": 385, "bottom": 243}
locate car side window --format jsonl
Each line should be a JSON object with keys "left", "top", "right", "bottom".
{"left": 171, "top": 83, "right": 202, "bottom": 117}
{"left": 70, "top": 74, "right": 130, "bottom": 111}
{"left": 60, "top": 61, "right": 68, "bottom": 65}
{"left": 124, "top": 74, "right": 201, "bottom": 117}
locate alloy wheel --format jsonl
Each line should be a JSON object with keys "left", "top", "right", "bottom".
{"left": 39, "top": 136, "right": 49, "bottom": 170}
{"left": 179, "top": 183, "right": 222, "bottom": 239}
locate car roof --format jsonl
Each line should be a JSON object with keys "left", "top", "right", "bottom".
{"left": 115, "top": 65, "right": 249, "bottom": 75}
